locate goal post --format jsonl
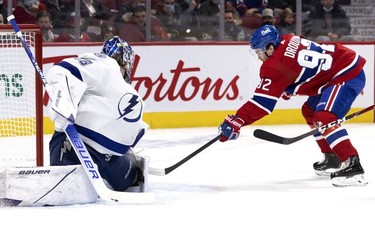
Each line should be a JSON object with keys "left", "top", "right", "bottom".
{"left": 0, "top": 24, "right": 43, "bottom": 167}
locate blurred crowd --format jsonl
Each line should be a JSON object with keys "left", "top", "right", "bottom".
{"left": 0, "top": 0, "right": 358, "bottom": 43}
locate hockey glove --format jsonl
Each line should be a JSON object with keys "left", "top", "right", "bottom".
{"left": 281, "top": 92, "right": 292, "bottom": 100}
{"left": 218, "top": 115, "right": 245, "bottom": 142}
{"left": 47, "top": 89, "right": 78, "bottom": 132}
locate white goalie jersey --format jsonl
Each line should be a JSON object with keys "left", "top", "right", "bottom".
{"left": 46, "top": 52, "right": 149, "bottom": 156}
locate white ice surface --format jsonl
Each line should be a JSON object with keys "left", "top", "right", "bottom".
{"left": 1, "top": 124, "right": 375, "bottom": 228}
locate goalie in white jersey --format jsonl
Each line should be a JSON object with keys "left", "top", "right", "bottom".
{"left": 47, "top": 36, "right": 149, "bottom": 191}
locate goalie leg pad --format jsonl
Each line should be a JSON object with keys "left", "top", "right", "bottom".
{"left": 50, "top": 132, "right": 145, "bottom": 192}
{"left": 0, "top": 165, "right": 98, "bottom": 207}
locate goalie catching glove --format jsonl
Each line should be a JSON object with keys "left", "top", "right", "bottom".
{"left": 218, "top": 115, "right": 245, "bottom": 142}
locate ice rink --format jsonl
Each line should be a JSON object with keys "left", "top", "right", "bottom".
{"left": 1, "top": 123, "right": 375, "bottom": 228}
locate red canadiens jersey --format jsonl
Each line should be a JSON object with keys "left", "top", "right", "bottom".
{"left": 237, "top": 34, "right": 366, "bottom": 125}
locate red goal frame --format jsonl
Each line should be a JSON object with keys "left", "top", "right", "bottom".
{"left": 0, "top": 24, "right": 44, "bottom": 166}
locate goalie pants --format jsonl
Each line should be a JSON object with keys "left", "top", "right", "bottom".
{"left": 49, "top": 131, "right": 137, "bottom": 191}
{"left": 302, "top": 70, "right": 366, "bottom": 162}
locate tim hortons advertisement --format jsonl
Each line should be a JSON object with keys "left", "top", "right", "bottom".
{"left": 42, "top": 44, "right": 260, "bottom": 113}
{"left": 42, "top": 43, "right": 374, "bottom": 114}
{"left": 1, "top": 43, "right": 373, "bottom": 128}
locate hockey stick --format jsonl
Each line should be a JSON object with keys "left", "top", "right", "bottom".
{"left": 7, "top": 15, "right": 154, "bottom": 204}
{"left": 253, "top": 104, "right": 375, "bottom": 145}
{"left": 148, "top": 135, "right": 221, "bottom": 176}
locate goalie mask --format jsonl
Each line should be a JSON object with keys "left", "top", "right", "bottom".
{"left": 102, "top": 36, "right": 135, "bottom": 83}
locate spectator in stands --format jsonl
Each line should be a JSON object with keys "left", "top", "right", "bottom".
{"left": 213, "top": 9, "right": 245, "bottom": 41}
{"left": 42, "top": 0, "right": 112, "bottom": 35}
{"left": 41, "top": 0, "right": 75, "bottom": 32}
{"left": 177, "top": 0, "right": 196, "bottom": 12}
{"left": 224, "top": 1, "right": 241, "bottom": 20}
{"left": 13, "top": 0, "right": 47, "bottom": 24}
{"left": 115, "top": 0, "right": 146, "bottom": 26}
{"left": 265, "top": 0, "right": 317, "bottom": 37}
{"left": 302, "top": 0, "right": 320, "bottom": 13}
{"left": 153, "top": 0, "right": 183, "bottom": 41}
{"left": 99, "top": 22, "right": 118, "bottom": 41}
{"left": 267, "top": 0, "right": 293, "bottom": 16}
{"left": 0, "top": 0, "right": 6, "bottom": 23}
{"left": 118, "top": 5, "right": 169, "bottom": 42}
{"left": 283, "top": 0, "right": 320, "bottom": 13}
{"left": 261, "top": 8, "right": 276, "bottom": 26}
{"left": 277, "top": 7, "right": 295, "bottom": 35}
{"left": 197, "top": 0, "right": 220, "bottom": 40}
{"left": 36, "top": 10, "right": 56, "bottom": 42}
{"left": 308, "top": 0, "right": 353, "bottom": 41}
{"left": 179, "top": 0, "right": 201, "bottom": 41}
{"left": 0, "top": 11, "right": 4, "bottom": 24}
{"left": 227, "top": 0, "right": 266, "bottom": 17}
{"left": 80, "top": 0, "right": 112, "bottom": 35}
{"left": 53, "top": 12, "right": 91, "bottom": 42}
{"left": 100, "top": 0, "right": 129, "bottom": 11}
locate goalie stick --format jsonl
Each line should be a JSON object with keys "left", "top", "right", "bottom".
{"left": 253, "top": 104, "right": 375, "bottom": 145}
{"left": 148, "top": 135, "right": 221, "bottom": 176}
{"left": 7, "top": 15, "right": 154, "bottom": 204}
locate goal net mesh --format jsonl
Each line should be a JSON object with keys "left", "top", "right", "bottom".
{"left": 0, "top": 28, "right": 42, "bottom": 167}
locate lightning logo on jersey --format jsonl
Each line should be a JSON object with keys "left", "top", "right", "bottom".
{"left": 117, "top": 93, "right": 143, "bottom": 122}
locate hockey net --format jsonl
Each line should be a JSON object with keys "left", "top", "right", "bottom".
{"left": 0, "top": 25, "right": 43, "bottom": 167}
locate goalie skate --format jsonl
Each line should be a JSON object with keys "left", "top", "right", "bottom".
{"left": 127, "top": 149, "right": 150, "bottom": 193}
{"left": 331, "top": 156, "right": 368, "bottom": 187}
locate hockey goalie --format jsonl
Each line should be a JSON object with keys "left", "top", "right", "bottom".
{"left": 0, "top": 36, "right": 150, "bottom": 206}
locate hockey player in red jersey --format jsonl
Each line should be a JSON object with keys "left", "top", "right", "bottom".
{"left": 218, "top": 25, "right": 367, "bottom": 187}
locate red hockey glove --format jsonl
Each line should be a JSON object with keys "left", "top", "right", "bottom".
{"left": 218, "top": 115, "right": 245, "bottom": 142}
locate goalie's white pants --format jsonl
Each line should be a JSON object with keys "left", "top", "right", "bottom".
{"left": 0, "top": 165, "right": 98, "bottom": 207}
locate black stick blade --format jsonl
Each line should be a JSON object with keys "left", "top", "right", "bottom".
{"left": 253, "top": 129, "right": 288, "bottom": 144}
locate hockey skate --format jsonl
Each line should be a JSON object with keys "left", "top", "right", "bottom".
{"left": 127, "top": 148, "right": 150, "bottom": 193}
{"left": 331, "top": 156, "right": 368, "bottom": 187}
{"left": 313, "top": 152, "right": 341, "bottom": 176}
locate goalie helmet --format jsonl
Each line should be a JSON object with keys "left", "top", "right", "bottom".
{"left": 102, "top": 36, "right": 135, "bottom": 82}
{"left": 249, "top": 25, "right": 281, "bottom": 52}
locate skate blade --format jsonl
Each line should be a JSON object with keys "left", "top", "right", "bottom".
{"left": 332, "top": 174, "right": 368, "bottom": 187}
{"left": 315, "top": 168, "right": 340, "bottom": 177}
